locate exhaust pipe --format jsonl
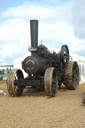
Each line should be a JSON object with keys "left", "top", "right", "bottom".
{"left": 30, "top": 20, "right": 38, "bottom": 50}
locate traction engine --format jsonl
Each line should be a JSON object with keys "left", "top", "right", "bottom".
{"left": 7, "top": 20, "right": 79, "bottom": 97}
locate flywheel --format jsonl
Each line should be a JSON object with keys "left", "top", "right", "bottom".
{"left": 64, "top": 61, "right": 79, "bottom": 90}
{"left": 60, "top": 45, "right": 69, "bottom": 66}
{"left": 7, "top": 69, "right": 24, "bottom": 97}
{"left": 44, "top": 67, "right": 58, "bottom": 97}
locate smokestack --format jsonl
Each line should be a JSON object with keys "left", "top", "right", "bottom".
{"left": 30, "top": 20, "right": 38, "bottom": 50}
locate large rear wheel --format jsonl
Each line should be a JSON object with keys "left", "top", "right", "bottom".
{"left": 7, "top": 69, "right": 24, "bottom": 97}
{"left": 44, "top": 67, "right": 58, "bottom": 97}
{"left": 64, "top": 61, "right": 79, "bottom": 90}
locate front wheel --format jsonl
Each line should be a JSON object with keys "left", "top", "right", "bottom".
{"left": 44, "top": 67, "right": 58, "bottom": 97}
{"left": 7, "top": 69, "right": 24, "bottom": 97}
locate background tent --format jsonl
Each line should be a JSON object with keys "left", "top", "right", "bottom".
{"left": 13, "top": 53, "right": 31, "bottom": 78}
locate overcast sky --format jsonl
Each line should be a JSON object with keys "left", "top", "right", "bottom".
{"left": 0, "top": 0, "right": 85, "bottom": 65}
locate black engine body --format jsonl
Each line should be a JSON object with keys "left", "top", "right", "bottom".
{"left": 22, "top": 44, "right": 63, "bottom": 75}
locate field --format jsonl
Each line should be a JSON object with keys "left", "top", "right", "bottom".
{"left": 0, "top": 81, "right": 85, "bottom": 128}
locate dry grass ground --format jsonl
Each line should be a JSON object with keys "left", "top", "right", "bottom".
{"left": 0, "top": 81, "right": 85, "bottom": 128}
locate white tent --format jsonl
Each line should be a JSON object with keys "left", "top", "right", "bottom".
{"left": 13, "top": 49, "right": 85, "bottom": 84}
{"left": 69, "top": 52, "right": 85, "bottom": 84}
{"left": 77, "top": 61, "right": 85, "bottom": 84}
{"left": 13, "top": 53, "right": 31, "bottom": 78}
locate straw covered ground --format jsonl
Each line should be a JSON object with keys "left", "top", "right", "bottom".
{"left": 0, "top": 81, "right": 85, "bottom": 128}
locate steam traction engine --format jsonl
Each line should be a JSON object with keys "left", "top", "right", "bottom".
{"left": 7, "top": 20, "right": 79, "bottom": 97}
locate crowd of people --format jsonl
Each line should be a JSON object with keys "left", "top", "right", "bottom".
{"left": 0, "top": 68, "right": 11, "bottom": 75}
{"left": 0, "top": 68, "right": 12, "bottom": 80}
